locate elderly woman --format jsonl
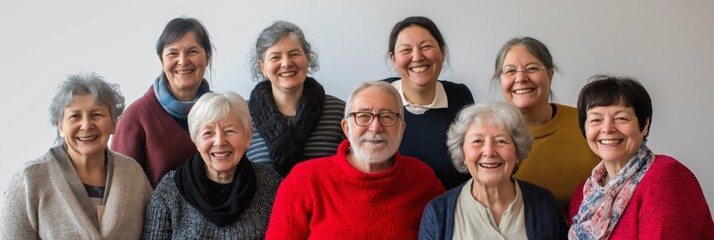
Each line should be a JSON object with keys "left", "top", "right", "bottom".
{"left": 492, "top": 37, "right": 600, "bottom": 216}
{"left": 419, "top": 101, "right": 567, "bottom": 240}
{"left": 384, "top": 16, "right": 475, "bottom": 190}
{"left": 143, "top": 92, "right": 281, "bottom": 239}
{"left": 112, "top": 17, "right": 214, "bottom": 187}
{"left": 0, "top": 72, "right": 152, "bottom": 239}
{"left": 246, "top": 20, "right": 345, "bottom": 176}
{"left": 569, "top": 75, "right": 714, "bottom": 239}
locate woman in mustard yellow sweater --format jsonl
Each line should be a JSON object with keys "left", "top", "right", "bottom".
{"left": 491, "top": 37, "right": 600, "bottom": 219}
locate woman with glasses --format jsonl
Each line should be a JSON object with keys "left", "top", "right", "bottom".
{"left": 384, "top": 16, "right": 474, "bottom": 190}
{"left": 491, "top": 37, "right": 600, "bottom": 219}
{"left": 246, "top": 20, "right": 345, "bottom": 177}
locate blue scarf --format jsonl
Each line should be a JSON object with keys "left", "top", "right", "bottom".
{"left": 153, "top": 73, "right": 210, "bottom": 120}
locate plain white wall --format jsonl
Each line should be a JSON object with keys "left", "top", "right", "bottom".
{"left": 1, "top": 0, "right": 712, "bottom": 214}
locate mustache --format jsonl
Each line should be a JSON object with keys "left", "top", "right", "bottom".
{"left": 359, "top": 133, "right": 388, "bottom": 142}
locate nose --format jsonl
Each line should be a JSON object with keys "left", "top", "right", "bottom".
{"left": 482, "top": 141, "right": 496, "bottom": 157}
{"left": 177, "top": 53, "right": 189, "bottom": 65}
{"left": 514, "top": 70, "right": 528, "bottom": 83}
{"left": 601, "top": 119, "right": 616, "bottom": 133}
{"left": 213, "top": 131, "right": 226, "bottom": 146}
{"left": 280, "top": 56, "right": 293, "bottom": 68}
{"left": 411, "top": 48, "right": 424, "bottom": 61}
{"left": 368, "top": 116, "right": 384, "bottom": 132}
{"left": 79, "top": 117, "right": 94, "bottom": 131}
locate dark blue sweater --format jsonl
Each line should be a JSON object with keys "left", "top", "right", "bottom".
{"left": 418, "top": 180, "right": 568, "bottom": 240}
{"left": 383, "top": 78, "right": 474, "bottom": 190}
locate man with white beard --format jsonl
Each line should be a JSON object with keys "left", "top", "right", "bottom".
{"left": 266, "top": 81, "right": 445, "bottom": 240}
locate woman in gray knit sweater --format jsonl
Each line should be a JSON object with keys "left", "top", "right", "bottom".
{"left": 142, "top": 91, "right": 281, "bottom": 239}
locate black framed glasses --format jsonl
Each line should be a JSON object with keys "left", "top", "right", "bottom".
{"left": 501, "top": 65, "right": 546, "bottom": 78}
{"left": 348, "top": 111, "right": 401, "bottom": 127}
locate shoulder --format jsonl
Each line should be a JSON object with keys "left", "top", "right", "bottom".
{"left": 439, "top": 80, "right": 474, "bottom": 104}
{"left": 428, "top": 183, "right": 463, "bottom": 208}
{"left": 553, "top": 104, "right": 578, "bottom": 121}
{"left": 642, "top": 155, "right": 696, "bottom": 185}
{"left": 122, "top": 87, "right": 156, "bottom": 115}
{"left": 111, "top": 151, "right": 145, "bottom": 170}
{"left": 518, "top": 180, "right": 559, "bottom": 204}
{"left": 253, "top": 163, "right": 283, "bottom": 186}
{"left": 324, "top": 95, "right": 346, "bottom": 106}
{"left": 397, "top": 153, "right": 436, "bottom": 173}
{"left": 381, "top": 77, "right": 400, "bottom": 83}
{"left": 14, "top": 152, "right": 57, "bottom": 180}
{"left": 152, "top": 171, "right": 179, "bottom": 198}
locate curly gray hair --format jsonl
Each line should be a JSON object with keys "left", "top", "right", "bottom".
{"left": 446, "top": 101, "right": 532, "bottom": 174}
{"left": 249, "top": 20, "right": 319, "bottom": 81}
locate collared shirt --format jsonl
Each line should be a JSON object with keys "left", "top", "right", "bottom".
{"left": 452, "top": 178, "right": 527, "bottom": 240}
{"left": 391, "top": 80, "right": 448, "bottom": 115}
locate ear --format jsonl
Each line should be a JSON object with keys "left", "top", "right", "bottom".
{"left": 389, "top": 52, "right": 396, "bottom": 65}
{"left": 341, "top": 119, "right": 350, "bottom": 137}
{"left": 257, "top": 60, "right": 267, "bottom": 78}
{"left": 57, "top": 123, "right": 65, "bottom": 138}
{"left": 206, "top": 52, "right": 212, "bottom": 64}
{"left": 246, "top": 127, "right": 254, "bottom": 143}
{"left": 642, "top": 118, "right": 650, "bottom": 138}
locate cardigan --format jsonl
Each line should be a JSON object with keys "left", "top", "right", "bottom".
{"left": 111, "top": 86, "right": 198, "bottom": 187}
{"left": 245, "top": 94, "right": 345, "bottom": 167}
{"left": 513, "top": 104, "right": 600, "bottom": 217}
{"left": 142, "top": 163, "right": 282, "bottom": 239}
{"left": 383, "top": 77, "right": 474, "bottom": 190}
{"left": 419, "top": 179, "right": 567, "bottom": 240}
{"left": 569, "top": 155, "right": 714, "bottom": 239}
{"left": 265, "top": 140, "right": 445, "bottom": 240}
{"left": 0, "top": 149, "right": 152, "bottom": 239}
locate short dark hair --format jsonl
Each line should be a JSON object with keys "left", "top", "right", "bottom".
{"left": 577, "top": 74, "right": 653, "bottom": 140}
{"left": 387, "top": 16, "right": 448, "bottom": 61}
{"left": 155, "top": 17, "right": 213, "bottom": 62}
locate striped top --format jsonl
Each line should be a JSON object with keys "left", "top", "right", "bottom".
{"left": 246, "top": 94, "right": 346, "bottom": 167}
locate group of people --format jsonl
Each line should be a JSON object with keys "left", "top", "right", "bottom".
{"left": 1, "top": 15, "right": 712, "bottom": 240}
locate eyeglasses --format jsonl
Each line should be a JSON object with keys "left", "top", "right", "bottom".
{"left": 501, "top": 65, "right": 546, "bottom": 78}
{"left": 348, "top": 111, "right": 401, "bottom": 127}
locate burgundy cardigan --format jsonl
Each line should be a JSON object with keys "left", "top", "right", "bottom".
{"left": 111, "top": 86, "right": 197, "bottom": 187}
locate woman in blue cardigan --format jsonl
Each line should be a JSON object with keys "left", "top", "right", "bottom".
{"left": 418, "top": 101, "right": 566, "bottom": 240}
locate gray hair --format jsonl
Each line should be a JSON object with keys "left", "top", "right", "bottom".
{"left": 49, "top": 72, "right": 125, "bottom": 145}
{"left": 188, "top": 91, "right": 252, "bottom": 142}
{"left": 491, "top": 36, "right": 557, "bottom": 101}
{"left": 249, "top": 20, "right": 319, "bottom": 81}
{"left": 446, "top": 101, "right": 532, "bottom": 174}
{"left": 344, "top": 81, "right": 404, "bottom": 118}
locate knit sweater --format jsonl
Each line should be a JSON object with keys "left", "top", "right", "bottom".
{"left": 265, "top": 140, "right": 445, "bottom": 240}
{"left": 143, "top": 163, "right": 282, "bottom": 239}
{"left": 383, "top": 78, "right": 474, "bottom": 190}
{"left": 111, "top": 86, "right": 198, "bottom": 187}
{"left": 569, "top": 155, "right": 714, "bottom": 239}
{"left": 513, "top": 104, "right": 600, "bottom": 217}
{"left": 0, "top": 149, "right": 153, "bottom": 239}
{"left": 419, "top": 180, "right": 567, "bottom": 240}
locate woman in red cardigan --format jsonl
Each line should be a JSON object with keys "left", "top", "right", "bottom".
{"left": 569, "top": 75, "right": 714, "bottom": 239}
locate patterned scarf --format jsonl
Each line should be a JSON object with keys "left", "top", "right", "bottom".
{"left": 153, "top": 73, "right": 210, "bottom": 120}
{"left": 248, "top": 77, "right": 325, "bottom": 176}
{"left": 569, "top": 144, "right": 654, "bottom": 240}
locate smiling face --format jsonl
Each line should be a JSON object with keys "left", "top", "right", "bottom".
{"left": 341, "top": 87, "right": 405, "bottom": 164}
{"left": 462, "top": 121, "right": 518, "bottom": 186}
{"left": 161, "top": 31, "right": 210, "bottom": 100}
{"left": 390, "top": 25, "right": 444, "bottom": 90}
{"left": 258, "top": 36, "right": 309, "bottom": 94}
{"left": 59, "top": 94, "right": 115, "bottom": 161}
{"left": 585, "top": 103, "right": 649, "bottom": 168}
{"left": 499, "top": 45, "right": 552, "bottom": 110}
{"left": 194, "top": 114, "right": 252, "bottom": 182}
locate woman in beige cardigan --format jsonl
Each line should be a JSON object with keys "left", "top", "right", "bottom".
{"left": 0, "top": 72, "right": 152, "bottom": 239}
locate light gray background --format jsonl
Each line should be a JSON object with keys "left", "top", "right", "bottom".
{"left": 2, "top": 1, "right": 712, "bottom": 214}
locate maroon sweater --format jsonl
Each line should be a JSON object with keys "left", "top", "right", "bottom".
{"left": 111, "top": 87, "right": 197, "bottom": 187}
{"left": 569, "top": 155, "right": 714, "bottom": 239}
{"left": 266, "top": 140, "right": 445, "bottom": 240}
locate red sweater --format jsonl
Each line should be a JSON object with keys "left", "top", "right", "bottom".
{"left": 110, "top": 87, "right": 197, "bottom": 187}
{"left": 266, "top": 140, "right": 445, "bottom": 240}
{"left": 569, "top": 155, "right": 714, "bottom": 239}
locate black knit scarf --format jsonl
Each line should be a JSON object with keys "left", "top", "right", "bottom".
{"left": 248, "top": 77, "right": 325, "bottom": 176}
{"left": 174, "top": 154, "right": 256, "bottom": 226}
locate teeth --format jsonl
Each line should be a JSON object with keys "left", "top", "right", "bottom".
{"left": 599, "top": 139, "right": 622, "bottom": 145}
{"left": 410, "top": 66, "right": 428, "bottom": 73}
{"left": 478, "top": 163, "right": 502, "bottom": 168}
{"left": 279, "top": 71, "right": 296, "bottom": 77}
{"left": 513, "top": 88, "right": 534, "bottom": 94}
{"left": 77, "top": 136, "right": 97, "bottom": 141}
{"left": 175, "top": 69, "right": 193, "bottom": 74}
{"left": 212, "top": 152, "right": 230, "bottom": 157}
